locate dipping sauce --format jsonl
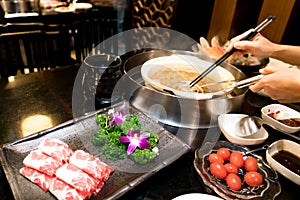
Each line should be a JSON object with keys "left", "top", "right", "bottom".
{"left": 268, "top": 111, "right": 300, "bottom": 127}
{"left": 272, "top": 150, "right": 300, "bottom": 176}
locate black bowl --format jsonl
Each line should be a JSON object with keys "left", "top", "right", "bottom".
{"left": 230, "top": 55, "right": 269, "bottom": 77}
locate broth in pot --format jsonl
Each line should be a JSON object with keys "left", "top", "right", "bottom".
{"left": 148, "top": 67, "right": 228, "bottom": 93}
{"left": 141, "top": 54, "right": 236, "bottom": 99}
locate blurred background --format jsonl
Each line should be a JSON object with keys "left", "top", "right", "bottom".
{"left": 0, "top": 0, "right": 299, "bottom": 78}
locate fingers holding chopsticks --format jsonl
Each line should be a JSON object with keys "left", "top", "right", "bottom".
{"left": 225, "top": 29, "right": 260, "bottom": 54}
{"left": 225, "top": 31, "right": 277, "bottom": 58}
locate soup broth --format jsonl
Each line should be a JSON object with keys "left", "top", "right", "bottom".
{"left": 149, "top": 68, "right": 228, "bottom": 93}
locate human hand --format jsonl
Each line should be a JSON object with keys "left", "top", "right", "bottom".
{"left": 249, "top": 66, "right": 300, "bottom": 103}
{"left": 226, "top": 31, "right": 275, "bottom": 58}
{"left": 233, "top": 35, "right": 276, "bottom": 58}
{"left": 258, "top": 64, "right": 291, "bottom": 74}
{"left": 225, "top": 29, "right": 254, "bottom": 53}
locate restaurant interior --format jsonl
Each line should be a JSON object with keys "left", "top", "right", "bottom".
{"left": 0, "top": 0, "right": 299, "bottom": 200}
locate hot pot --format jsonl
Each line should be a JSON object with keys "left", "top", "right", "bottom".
{"left": 114, "top": 49, "right": 247, "bottom": 129}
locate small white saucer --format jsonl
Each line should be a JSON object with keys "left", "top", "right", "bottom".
{"left": 261, "top": 104, "right": 300, "bottom": 134}
{"left": 267, "top": 139, "right": 300, "bottom": 185}
{"left": 73, "top": 3, "right": 93, "bottom": 10}
{"left": 54, "top": 6, "right": 75, "bottom": 13}
{"left": 218, "top": 114, "right": 268, "bottom": 145}
{"left": 172, "top": 193, "right": 223, "bottom": 200}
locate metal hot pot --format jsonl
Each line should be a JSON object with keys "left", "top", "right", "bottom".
{"left": 114, "top": 49, "right": 247, "bottom": 129}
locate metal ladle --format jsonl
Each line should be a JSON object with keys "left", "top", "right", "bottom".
{"left": 238, "top": 116, "right": 264, "bottom": 137}
{"left": 168, "top": 74, "right": 264, "bottom": 94}
{"left": 201, "top": 74, "right": 264, "bottom": 94}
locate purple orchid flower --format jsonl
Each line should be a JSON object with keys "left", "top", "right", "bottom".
{"left": 118, "top": 129, "right": 151, "bottom": 155}
{"left": 108, "top": 108, "right": 126, "bottom": 126}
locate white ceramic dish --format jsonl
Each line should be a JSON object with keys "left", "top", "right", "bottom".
{"left": 218, "top": 114, "right": 268, "bottom": 145}
{"left": 266, "top": 139, "right": 300, "bottom": 185}
{"left": 73, "top": 3, "right": 93, "bottom": 10}
{"left": 141, "top": 54, "right": 235, "bottom": 100}
{"left": 261, "top": 104, "right": 300, "bottom": 134}
{"left": 172, "top": 193, "right": 223, "bottom": 200}
{"left": 4, "top": 12, "right": 39, "bottom": 18}
{"left": 54, "top": 6, "right": 75, "bottom": 13}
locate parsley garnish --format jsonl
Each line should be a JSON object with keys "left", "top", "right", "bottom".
{"left": 92, "top": 108, "right": 159, "bottom": 164}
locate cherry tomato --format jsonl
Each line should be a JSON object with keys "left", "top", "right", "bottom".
{"left": 208, "top": 153, "right": 224, "bottom": 164}
{"left": 224, "top": 163, "right": 238, "bottom": 174}
{"left": 217, "top": 148, "right": 231, "bottom": 161}
{"left": 226, "top": 173, "right": 242, "bottom": 191}
{"left": 244, "top": 171, "right": 263, "bottom": 187}
{"left": 230, "top": 151, "right": 244, "bottom": 168}
{"left": 244, "top": 157, "right": 258, "bottom": 172}
{"left": 210, "top": 162, "right": 227, "bottom": 179}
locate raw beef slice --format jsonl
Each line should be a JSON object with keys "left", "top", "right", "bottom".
{"left": 23, "top": 150, "right": 62, "bottom": 176}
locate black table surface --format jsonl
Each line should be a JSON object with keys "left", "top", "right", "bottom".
{"left": 0, "top": 64, "right": 299, "bottom": 200}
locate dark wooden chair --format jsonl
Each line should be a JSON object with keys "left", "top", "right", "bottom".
{"left": 68, "top": 6, "right": 119, "bottom": 62}
{"left": 0, "top": 23, "right": 75, "bottom": 78}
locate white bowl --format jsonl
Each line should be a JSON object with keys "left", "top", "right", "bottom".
{"left": 172, "top": 193, "right": 223, "bottom": 200}
{"left": 266, "top": 139, "right": 300, "bottom": 185}
{"left": 54, "top": 6, "right": 75, "bottom": 13}
{"left": 261, "top": 104, "right": 300, "bottom": 134}
{"left": 218, "top": 114, "right": 268, "bottom": 145}
{"left": 141, "top": 54, "right": 235, "bottom": 100}
{"left": 73, "top": 3, "right": 93, "bottom": 10}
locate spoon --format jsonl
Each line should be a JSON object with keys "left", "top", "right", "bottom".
{"left": 242, "top": 144, "right": 269, "bottom": 156}
{"left": 238, "top": 116, "right": 264, "bottom": 137}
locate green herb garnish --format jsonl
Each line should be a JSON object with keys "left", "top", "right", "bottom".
{"left": 92, "top": 108, "right": 159, "bottom": 164}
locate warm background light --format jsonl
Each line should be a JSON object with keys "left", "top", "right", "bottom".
{"left": 21, "top": 114, "right": 53, "bottom": 137}
{"left": 7, "top": 76, "right": 15, "bottom": 83}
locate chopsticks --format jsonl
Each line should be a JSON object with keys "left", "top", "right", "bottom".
{"left": 189, "top": 15, "right": 276, "bottom": 88}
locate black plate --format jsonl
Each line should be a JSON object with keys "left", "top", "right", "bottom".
{"left": 0, "top": 101, "right": 190, "bottom": 200}
{"left": 194, "top": 141, "right": 281, "bottom": 200}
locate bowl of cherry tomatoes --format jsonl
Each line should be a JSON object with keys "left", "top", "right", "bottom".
{"left": 194, "top": 141, "right": 281, "bottom": 200}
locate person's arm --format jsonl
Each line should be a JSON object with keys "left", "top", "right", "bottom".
{"left": 267, "top": 44, "right": 300, "bottom": 66}
{"left": 249, "top": 66, "right": 300, "bottom": 103}
{"left": 227, "top": 32, "right": 300, "bottom": 66}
